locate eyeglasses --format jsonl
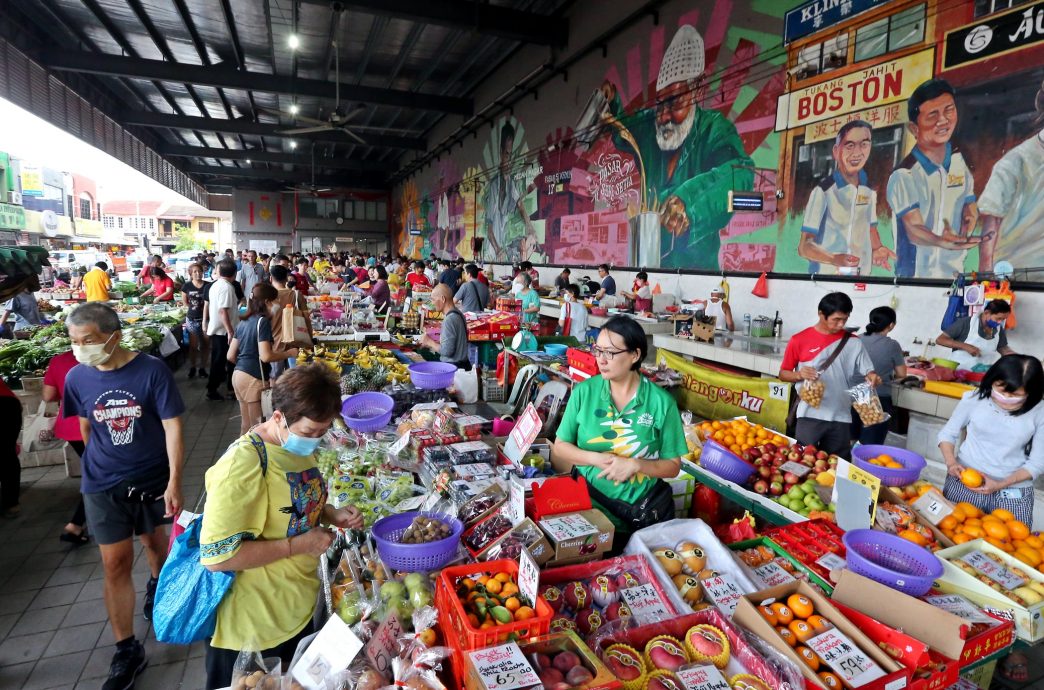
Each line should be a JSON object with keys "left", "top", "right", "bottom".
{"left": 591, "top": 346, "right": 631, "bottom": 361}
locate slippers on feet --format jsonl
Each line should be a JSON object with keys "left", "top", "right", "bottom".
{"left": 59, "top": 531, "right": 90, "bottom": 546}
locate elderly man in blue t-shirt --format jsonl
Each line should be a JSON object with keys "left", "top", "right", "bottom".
{"left": 63, "top": 302, "right": 185, "bottom": 690}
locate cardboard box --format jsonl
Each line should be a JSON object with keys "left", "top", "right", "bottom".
{"left": 831, "top": 570, "right": 1013, "bottom": 669}
{"left": 934, "top": 538, "right": 1044, "bottom": 642}
{"left": 528, "top": 475, "right": 592, "bottom": 521}
{"left": 478, "top": 517, "right": 554, "bottom": 566}
{"left": 733, "top": 580, "right": 904, "bottom": 690}
{"left": 876, "top": 486, "right": 954, "bottom": 549}
{"left": 464, "top": 631, "right": 621, "bottom": 690}
{"left": 538, "top": 509, "right": 614, "bottom": 562}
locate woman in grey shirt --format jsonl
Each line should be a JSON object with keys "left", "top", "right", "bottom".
{"left": 852, "top": 306, "right": 906, "bottom": 444}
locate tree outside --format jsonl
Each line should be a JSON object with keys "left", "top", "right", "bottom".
{"left": 174, "top": 223, "right": 206, "bottom": 252}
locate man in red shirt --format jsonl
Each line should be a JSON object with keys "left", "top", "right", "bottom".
{"left": 778, "top": 292, "right": 879, "bottom": 457}
{"left": 406, "top": 260, "right": 431, "bottom": 288}
{"left": 137, "top": 255, "right": 162, "bottom": 287}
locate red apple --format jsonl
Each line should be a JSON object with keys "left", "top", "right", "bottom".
{"left": 764, "top": 443, "right": 777, "bottom": 454}
{"left": 771, "top": 472, "right": 784, "bottom": 484}
{"left": 813, "top": 460, "right": 828, "bottom": 472}
{"left": 753, "top": 480, "right": 769, "bottom": 494}
{"left": 787, "top": 450, "right": 801, "bottom": 462}
{"left": 769, "top": 481, "right": 784, "bottom": 496}
{"left": 816, "top": 450, "right": 829, "bottom": 461}
{"left": 804, "top": 445, "right": 818, "bottom": 455}
{"left": 748, "top": 448, "right": 762, "bottom": 459}
{"left": 758, "top": 466, "right": 772, "bottom": 479}
{"left": 783, "top": 472, "right": 799, "bottom": 485}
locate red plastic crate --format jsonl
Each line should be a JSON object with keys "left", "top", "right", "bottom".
{"left": 762, "top": 519, "right": 846, "bottom": 583}
{"left": 567, "top": 347, "right": 598, "bottom": 381}
{"left": 436, "top": 559, "right": 554, "bottom": 689}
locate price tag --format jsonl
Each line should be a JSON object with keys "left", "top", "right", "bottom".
{"left": 290, "top": 615, "right": 365, "bottom": 690}
{"left": 389, "top": 430, "right": 411, "bottom": 456}
{"left": 752, "top": 561, "right": 796, "bottom": 588}
{"left": 539, "top": 514, "right": 598, "bottom": 541}
{"left": 779, "top": 461, "right": 812, "bottom": 478}
{"left": 923, "top": 594, "right": 997, "bottom": 625}
{"left": 468, "top": 642, "right": 540, "bottom": 690}
{"left": 815, "top": 552, "right": 847, "bottom": 572}
{"left": 394, "top": 495, "right": 426, "bottom": 512}
{"left": 700, "top": 574, "right": 744, "bottom": 618}
{"left": 518, "top": 546, "right": 540, "bottom": 607}
{"left": 960, "top": 550, "right": 1028, "bottom": 590}
{"left": 805, "top": 629, "right": 886, "bottom": 687}
{"left": 676, "top": 664, "right": 730, "bottom": 690}
{"left": 620, "top": 584, "right": 672, "bottom": 624}
{"left": 911, "top": 491, "right": 954, "bottom": 525}
{"left": 365, "top": 614, "right": 403, "bottom": 677}
{"left": 507, "top": 477, "right": 526, "bottom": 527}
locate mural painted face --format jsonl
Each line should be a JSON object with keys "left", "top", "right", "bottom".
{"left": 911, "top": 93, "right": 958, "bottom": 150}
{"left": 833, "top": 125, "right": 872, "bottom": 181}
{"left": 655, "top": 81, "right": 697, "bottom": 152}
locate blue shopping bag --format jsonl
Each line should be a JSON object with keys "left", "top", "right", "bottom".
{"left": 152, "top": 516, "right": 234, "bottom": 644}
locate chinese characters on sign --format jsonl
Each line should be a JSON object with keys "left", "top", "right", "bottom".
{"left": 700, "top": 574, "right": 744, "bottom": 618}
{"left": 469, "top": 643, "right": 540, "bottom": 690}
{"left": 806, "top": 629, "right": 886, "bottom": 686}
{"left": 961, "top": 550, "right": 1028, "bottom": 590}
{"left": 620, "top": 584, "right": 672, "bottom": 624}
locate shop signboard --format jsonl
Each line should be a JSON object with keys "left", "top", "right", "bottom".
{"left": 943, "top": 0, "right": 1044, "bottom": 70}
{"left": 20, "top": 166, "right": 43, "bottom": 197}
{"left": 802, "top": 102, "right": 906, "bottom": 144}
{"left": 656, "top": 350, "right": 790, "bottom": 431}
{"left": 783, "top": 0, "right": 892, "bottom": 44}
{"left": 776, "top": 49, "right": 934, "bottom": 130}
{"left": 0, "top": 202, "right": 26, "bottom": 230}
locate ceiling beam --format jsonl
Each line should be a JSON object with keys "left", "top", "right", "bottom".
{"left": 182, "top": 164, "right": 380, "bottom": 188}
{"left": 123, "top": 112, "right": 426, "bottom": 151}
{"left": 159, "top": 144, "right": 394, "bottom": 172}
{"left": 41, "top": 50, "right": 473, "bottom": 115}
{"left": 303, "top": 0, "right": 566, "bottom": 45}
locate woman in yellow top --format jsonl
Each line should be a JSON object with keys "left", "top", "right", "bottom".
{"left": 200, "top": 364, "right": 363, "bottom": 689}
{"left": 83, "top": 261, "right": 112, "bottom": 302}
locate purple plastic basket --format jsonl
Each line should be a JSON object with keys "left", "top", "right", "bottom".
{"left": 699, "top": 439, "right": 756, "bottom": 485}
{"left": 408, "top": 361, "right": 457, "bottom": 390}
{"left": 851, "top": 444, "right": 926, "bottom": 486}
{"left": 340, "top": 392, "right": 394, "bottom": 432}
{"left": 842, "top": 528, "right": 943, "bottom": 596}
{"left": 371, "top": 511, "right": 463, "bottom": 572}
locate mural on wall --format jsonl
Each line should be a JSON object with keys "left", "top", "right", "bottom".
{"left": 393, "top": 0, "right": 1044, "bottom": 284}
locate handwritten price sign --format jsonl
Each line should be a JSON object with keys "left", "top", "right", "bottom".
{"left": 518, "top": 546, "right": 540, "bottom": 608}
{"left": 960, "top": 550, "right": 1027, "bottom": 590}
{"left": 752, "top": 561, "right": 796, "bottom": 588}
{"left": 806, "top": 629, "right": 886, "bottom": 687}
{"left": 912, "top": 491, "right": 954, "bottom": 525}
{"left": 923, "top": 594, "right": 997, "bottom": 625}
{"left": 815, "top": 552, "right": 847, "bottom": 572}
{"left": 700, "top": 574, "right": 744, "bottom": 618}
{"left": 365, "top": 615, "right": 403, "bottom": 677}
{"left": 540, "top": 513, "right": 597, "bottom": 541}
{"left": 676, "top": 664, "right": 730, "bottom": 690}
{"left": 469, "top": 643, "right": 540, "bottom": 690}
{"left": 620, "top": 584, "right": 672, "bottom": 624}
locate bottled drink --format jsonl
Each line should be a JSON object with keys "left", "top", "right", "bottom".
{"left": 743, "top": 313, "right": 751, "bottom": 335}
{"left": 772, "top": 311, "right": 783, "bottom": 339}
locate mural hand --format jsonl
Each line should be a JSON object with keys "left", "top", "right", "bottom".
{"left": 660, "top": 196, "right": 690, "bottom": 237}
{"left": 872, "top": 245, "right": 896, "bottom": 271}
{"left": 832, "top": 253, "right": 860, "bottom": 267}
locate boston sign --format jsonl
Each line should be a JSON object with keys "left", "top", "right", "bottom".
{"left": 944, "top": 0, "right": 1044, "bottom": 70}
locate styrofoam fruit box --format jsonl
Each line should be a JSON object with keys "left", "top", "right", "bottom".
{"left": 934, "top": 538, "right": 1044, "bottom": 642}
{"left": 623, "top": 518, "right": 758, "bottom": 615}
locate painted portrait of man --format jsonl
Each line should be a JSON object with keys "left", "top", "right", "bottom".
{"left": 887, "top": 78, "right": 979, "bottom": 279}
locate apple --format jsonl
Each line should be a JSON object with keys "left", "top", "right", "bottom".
{"left": 753, "top": 480, "right": 769, "bottom": 494}
{"left": 813, "top": 460, "right": 828, "bottom": 472}
{"left": 764, "top": 443, "right": 777, "bottom": 454}
{"left": 749, "top": 448, "right": 762, "bottom": 459}
{"left": 758, "top": 466, "right": 772, "bottom": 479}
{"left": 753, "top": 458, "right": 765, "bottom": 467}
{"left": 769, "top": 481, "right": 784, "bottom": 496}
{"left": 741, "top": 451, "right": 753, "bottom": 462}
{"left": 816, "top": 450, "right": 829, "bottom": 461}
{"left": 787, "top": 450, "right": 801, "bottom": 462}
{"left": 783, "top": 472, "right": 800, "bottom": 485}
{"left": 771, "top": 472, "right": 784, "bottom": 484}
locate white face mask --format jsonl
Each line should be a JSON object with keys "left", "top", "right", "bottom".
{"left": 72, "top": 333, "right": 116, "bottom": 367}
{"left": 992, "top": 389, "right": 1027, "bottom": 407}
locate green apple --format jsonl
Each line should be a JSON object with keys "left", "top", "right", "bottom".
{"left": 380, "top": 581, "right": 406, "bottom": 601}
{"left": 403, "top": 573, "right": 426, "bottom": 592}
{"left": 410, "top": 588, "right": 433, "bottom": 609}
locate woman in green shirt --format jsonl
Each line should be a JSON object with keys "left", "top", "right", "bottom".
{"left": 554, "top": 316, "right": 687, "bottom": 544}
{"left": 518, "top": 273, "right": 541, "bottom": 325}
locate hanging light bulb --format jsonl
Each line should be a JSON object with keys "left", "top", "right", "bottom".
{"left": 289, "top": 103, "right": 299, "bottom": 115}
{"left": 288, "top": 34, "right": 300, "bottom": 50}
{"left": 289, "top": 141, "right": 297, "bottom": 150}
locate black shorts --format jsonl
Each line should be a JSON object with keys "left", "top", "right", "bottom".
{"left": 84, "top": 478, "right": 172, "bottom": 545}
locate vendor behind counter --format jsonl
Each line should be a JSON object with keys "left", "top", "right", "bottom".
{"left": 553, "top": 315, "right": 687, "bottom": 546}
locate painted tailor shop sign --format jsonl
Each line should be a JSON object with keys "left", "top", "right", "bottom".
{"left": 394, "top": 1, "right": 1044, "bottom": 284}
{"left": 778, "top": 50, "right": 935, "bottom": 129}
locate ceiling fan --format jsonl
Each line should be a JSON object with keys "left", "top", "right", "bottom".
{"left": 284, "top": 143, "right": 332, "bottom": 196}
{"left": 265, "top": 42, "right": 368, "bottom": 144}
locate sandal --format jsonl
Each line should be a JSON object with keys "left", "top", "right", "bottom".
{"left": 1000, "top": 652, "right": 1029, "bottom": 682}
{"left": 59, "top": 529, "right": 90, "bottom": 546}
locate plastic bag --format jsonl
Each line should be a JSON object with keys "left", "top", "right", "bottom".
{"left": 849, "top": 381, "right": 890, "bottom": 426}
{"left": 231, "top": 650, "right": 281, "bottom": 690}
{"left": 797, "top": 378, "right": 824, "bottom": 407}
{"left": 153, "top": 516, "right": 235, "bottom": 644}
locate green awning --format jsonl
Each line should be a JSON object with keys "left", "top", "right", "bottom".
{"left": 0, "top": 245, "right": 50, "bottom": 276}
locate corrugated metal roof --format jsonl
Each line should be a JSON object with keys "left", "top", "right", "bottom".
{"left": 1, "top": 0, "right": 569, "bottom": 196}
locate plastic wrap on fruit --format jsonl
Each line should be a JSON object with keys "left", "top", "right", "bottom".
{"left": 735, "top": 627, "right": 806, "bottom": 690}
{"left": 464, "top": 514, "right": 512, "bottom": 552}
{"left": 848, "top": 381, "right": 890, "bottom": 426}
{"left": 382, "top": 646, "right": 450, "bottom": 690}
{"left": 324, "top": 660, "right": 387, "bottom": 690}
{"left": 398, "top": 605, "right": 442, "bottom": 662}
{"left": 230, "top": 647, "right": 282, "bottom": 690}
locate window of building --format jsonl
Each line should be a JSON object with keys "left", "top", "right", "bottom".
{"left": 79, "top": 195, "right": 92, "bottom": 220}
{"left": 343, "top": 201, "right": 354, "bottom": 220}
{"left": 974, "top": 0, "right": 1032, "bottom": 17}
{"left": 793, "top": 33, "right": 849, "bottom": 80}
{"left": 855, "top": 4, "right": 925, "bottom": 62}
{"left": 199, "top": 221, "right": 215, "bottom": 233}
{"left": 149, "top": 218, "right": 155, "bottom": 230}
{"left": 117, "top": 217, "right": 123, "bottom": 229}
{"left": 377, "top": 202, "right": 387, "bottom": 221}
{"left": 299, "top": 197, "right": 340, "bottom": 219}
{"left": 365, "top": 201, "right": 377, "bottom": 221}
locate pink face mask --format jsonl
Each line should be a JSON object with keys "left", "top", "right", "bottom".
{"left": 992, "top": 389, "right": 1027, "bottom": 406}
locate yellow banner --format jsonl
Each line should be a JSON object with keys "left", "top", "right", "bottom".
{"left": 783, "top": 49, "right": 934, "bottom": 129}
{"left": 657, "top": 349, "right": 792, "bottom": 432}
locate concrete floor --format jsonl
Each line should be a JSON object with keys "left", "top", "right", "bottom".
{"left": 0, "top": 372, "right": 242, "bottom": 689}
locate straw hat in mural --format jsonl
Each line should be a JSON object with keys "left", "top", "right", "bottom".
{"left": 657, "top": 25, "right": 706, "bottom": 91}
